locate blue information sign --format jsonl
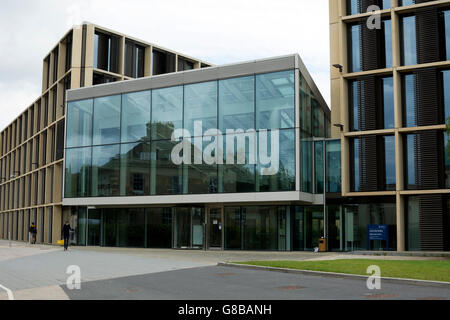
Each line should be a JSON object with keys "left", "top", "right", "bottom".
{"left": 367, "top": 224, "right": 389, "bottom": 251}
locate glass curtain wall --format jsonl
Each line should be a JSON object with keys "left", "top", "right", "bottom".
{"left": 66, "top": 69, "right": 319, "bottom": 198}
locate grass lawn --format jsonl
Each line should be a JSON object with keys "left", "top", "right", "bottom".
{"left": 234, "top": 259, "right": 450, "bottom": 282}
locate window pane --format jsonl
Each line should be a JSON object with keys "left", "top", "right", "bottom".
{"left": 443, "top": 70, "right": 450, "bottom": 121}
{"left": 444, "top": 11, "right": 450, "bottom": 61}
{"left": 299, "top": 79, "right": 312, "bottom": 137}
{"left": 121, "top": 91, "right": 151, "bottom": 143}
{"left": 326, "top": 140, "right": 341, "bottom": 193}
{"left": 64, "top": 147, "right": 91, "bottom": 198}
{"left": 349, "top": 24, "right": 361, "bottom": 73}
{"left": 91, "top": 144, "right": 120, "bottom": 197}
{"left": 314, "top": 141, "right": 324, "bottom": 194}
{"left": 402, "top": 16, "right": 417, "bottom": 66}
{"left": 301, "top": 139, "right": 312, "bottom": 193}
{"left": 445, "top": 131, "right": 450, "bottom": 188}
{"left": 224, "top": 207, "right": 241, "bottom": 249}
{"left": 347, "top": 0, "right": 358, "bottom": 15}
{"left": 312, "top": 100, "right": 324, "bottom": 137}
{"left": 352, "top": 138, "right": 360, "bottom": 192}
{"left": 146, "top": 208, "right": 172, "bottom": 248}
{"left": 219, "top": 132, "right": 256, "bottom": 193}
{"left": 66, "top": 99, "right": 93, "bottom": 148}
{"left": 405, "top": 134, "right": 418, "bottom": 189}
{"left": 384, "top": 19, "right": 393, "bottom": 68}
{"left": 256, "top": 71, "right": 295, "bottom": 130}
{"left": 150, "top": 140, "right": 182, "bottom": 195}
{"left": 183, "top": 139, "right": 218, "bottom": 195}
{"left": 219, "top": 76, "right": 255, "bottom": 131}
{"left": 93, "top": 95, "right": 121, "bottom": 145}
{"left": 243, "top": 206, "right": 277, "bottom": 250}
{"left": 120, "top": 142, "right": 150, "bottom": 196}
{"left": 151, "top": 86, "right": 183, "bottom": 140}
{"left": 384, "top": 136, "right": 396, "bottom": 190}
{"left": 403, "top": 74, "right": 416, "bottom": 127}
{"left": 184, "top": 81, "right": 217, "bottom": 135}
{"left": 383, "top": 77, "right": 394, "bottom": 129}
{"left": 407, "top": 196, "right": 420, "bottom": 251}
{"left": 257, "top": 129, "right": 295, "bottom": 192}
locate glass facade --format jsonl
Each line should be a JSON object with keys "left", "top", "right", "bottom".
{"left": 347, "top": 0, "right": 391, "bottom": 15}
{"left": 65, "top": 69, "right": 331, "bottom": 198}
{"left": 406, "top": 196, "right": 420, "bottom": 251}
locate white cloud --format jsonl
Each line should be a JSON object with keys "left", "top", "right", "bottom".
{"left": 0, "top": 0, "right": 330, "bottom": 131}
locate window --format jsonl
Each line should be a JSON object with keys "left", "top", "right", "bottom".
{"left": 64, "top": 147, "right": 91, "bottom": 198}
{"left": 152, "top": 50, "right": 175, "bottom": 75}
{"left": 301, "top": 140, "right": 313, "bottom": 193}
{"left": 151, "top": 86, "right": 183, "bottom": 140}
{"left": 219, "top": 76, "right": 255, "bottom": 131}
{"left": 184, "top": 81, "right": 217, "bottom": 135}
{"left": 349, "top": 76, "right": 394, "bottom": 131}
{"left": 178, "top": 57, "right": 194, "bottom": 71}
{"left": 120, "top": 142, "right": 150, "bottom": 196}
{"left": 94, "top": 32, "right": 119, "bottom": 73}
{"left": 349, "top": 24, "right": 362, "bottom": 73}
{"left": 347, "top": 0, "right": 390, "bottom": 16}
{"left": 256, "top": 71, "right": 295, "bottom": 130}
{"left": 91, "top": 144, "right": 120, "bottom": 197}
{"left": 66, "top": 99, "right": 93, "bottom": 148}
{"left": 93, "top": 73, "right": 118, "bottom": 85}
{"left": 326, "top": 140, "right": 341, "bottom": 193}
{"left": 121, "top": 91, "right": 151, "bottom": 143}
{"left": 401, "top": 15, "right": 417, "bottom": 66}
{"left": 125, "top": 41, "right": 145, "bottom": 78}
{"left": 93, "top": 95, "right": 121, "bottom": 145}
{"left": 150, "top": 140, "right": 182, "bottom": 195}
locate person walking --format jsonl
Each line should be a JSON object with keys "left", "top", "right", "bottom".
{"left": 61, "top": 221, "right": 74, "bottom": 251}
{"left": 29, "top": 223, "right": 37, "bottom": 244}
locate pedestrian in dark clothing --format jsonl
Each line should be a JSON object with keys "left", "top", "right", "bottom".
{"left": 61, "top": 221, "right": 74, "bottom": 251}
{"left": 29, "top": 223, "right": 37, "bottom": 244}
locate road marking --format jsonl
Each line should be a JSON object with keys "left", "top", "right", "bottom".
{"left": 0, "top": 284, "right": 14, "bottom": 300}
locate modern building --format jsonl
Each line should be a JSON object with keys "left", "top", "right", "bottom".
{"left": 62, "top": 54, "right": 334, "bottom": 250}
{"left": 2, "top": 0, "right": 450, "bottom": 252}
{"left": 0, "top": 23, "right": 211, "bottom": 246}
{"left": 330, "top": 0, "right": 450, "bottom": 251}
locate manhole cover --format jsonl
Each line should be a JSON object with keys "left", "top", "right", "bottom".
{"left": 216, "top": 273, "right": 236, "bottom": 277}
{"left": 277, "top": 286, "right": 306, "bottom": 291}
{"left": 364, "top": 293, "right": 399, "bottom": 299}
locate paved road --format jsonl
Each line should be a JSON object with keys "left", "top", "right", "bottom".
{"left": 61, "top": 265, "right": 450, "bottom": 300}
{"left": 1, "top": 240, "right": 449, "bottom": 300}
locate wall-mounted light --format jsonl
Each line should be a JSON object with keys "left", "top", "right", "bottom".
{"left": 333, "top": 123, "right": 344, "bottom": 132}
{"left": 332, "top": 64, "right": 343, "bottom": 73}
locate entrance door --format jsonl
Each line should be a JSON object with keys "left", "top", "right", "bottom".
{"left": 208, "top": 207, "right": 222, "bottom": 249}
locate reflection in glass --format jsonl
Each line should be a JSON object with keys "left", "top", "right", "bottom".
{"left": 403, "top": 74, "right": 416, "bottom": 127}
{"left": 383, "top": 77, "right": 394, "bottom": 129}
{"left": 349, "top": 24, "right": 361, "bottom": 73}
{"left": 314, "top": 141, "right": 324, "bottom": 194}
{"left": 219, "top": 76, "right": 255, "bottom": 131}
{"left": 384, "top": 19, "right": 393, "bottom": 68}
{"left": 152, "top": 86, "right": 183, "bottom": 140}
{"left": 256, "top": 71, "right": 295, "bottom": 130}
{"left": 87, "top": 209, "right": 101, "bottom": 246}
{"left": 93, "top": 95, "right": 121, "bottom": 145}
{"left": 184, "top": 81, "right": 217, "bottom": 135}
{"left": 224, "top": 207, "right": 241, "bottom": 249}
{"left": 66, "top": 99, "right": 93, "bottom": 148}
{"left": 402, "top": 16, "right": 417, "bottom": 66}
{"left": 120, "top": 142, "right": 150, "bottom": 196}
{"left": 91, "top": 144, "right": 120, "bottom": 197}
{"left": 243, "top": 206, "right": 278, "bottom": 250}
{"left": 219, "top": 132, "right": 255, "bottom": 193}
{"left": 150, "top": 140, "right": 182, "bottom": 195}
{"left": 326, "top": 140, "right": 341, "bottom": 193}
{"left": 121, "top": 91, "right": 150, "bottom": 143}
{"left": 183, "top": 139, "right": 218, "bottom": 194}
{"left": 64, "top": 147, "right": 91, "bottom": 198}
{"left": 312, "top": 100, "right": 324, "bottom": 137}
{"left": 384, "top": 136, "right": 396, "bottom": 190}
{"left": 257, "top": 129, "right": 295, "bottom": 192}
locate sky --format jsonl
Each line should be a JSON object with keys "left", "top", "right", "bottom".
{"left": 0, "top": 0, "right": 330, "bottom": 132}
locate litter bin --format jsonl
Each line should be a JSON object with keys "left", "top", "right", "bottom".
{"left": 318, "top": 238, "right": 327, "bottom": 252}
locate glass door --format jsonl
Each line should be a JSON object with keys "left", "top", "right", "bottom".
{"left": 208, "top": 207, "right": 223, "bottom": 249}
